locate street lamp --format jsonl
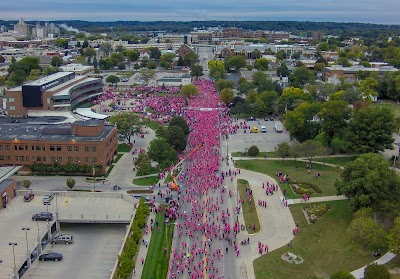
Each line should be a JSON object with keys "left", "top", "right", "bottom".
{"left": 22, "top": 228, "right": 30, "bottom": 251}
{"left": 9, "top": 242, "right": 17, "bottom": 268}
{"left": 55, "top": 193, "right": 59, "bottom": 217}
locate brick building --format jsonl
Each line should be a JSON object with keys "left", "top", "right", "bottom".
{"left": 0, "top": 166, "right": 21, "bottom": 209}
{"left": 0, "top": 120, "right": 118, "bottom": 174}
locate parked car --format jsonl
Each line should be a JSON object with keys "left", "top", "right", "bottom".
{"left": 51, "top": 234, "right": 73, "bottom": 245}
{"left": 43, "top": 194, "right": 53, "bottom": 204}
{"left": 247, "top": 117, "right": 255, "bottom": 121}
{"left": 132, "top": 194, "right": 151, "bottom": 202}
{"left": 39, "top": 252, "right": 63, "bottom": 262}
{"left": 23, "top": 192, "right": 34, "bottom": 202}
{"left": 32, "top": 212, "right": 53, "bottom": 221}
{"left": 261, "top": 126, "right": 267, "bottom": 133}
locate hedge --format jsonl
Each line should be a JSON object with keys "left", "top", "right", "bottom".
{"left": 114, "top": 197, "right": 150, "bottom": 279}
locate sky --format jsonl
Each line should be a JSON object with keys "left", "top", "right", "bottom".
{"left": 1, "top": 0, "right": 400, "bottom": 25}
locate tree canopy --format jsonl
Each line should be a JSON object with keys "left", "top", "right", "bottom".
{"left": 108, "top": 112, "right": 141, "bottom": 143}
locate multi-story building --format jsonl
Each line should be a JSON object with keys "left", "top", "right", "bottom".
{"left": 189, "top": 31, "right": 213, "bottom": 44}
{"left": 4, "top": 72, "right": 103, "bottom": 118}
{"left": 13, "top": 18, "right": 30, "bottom": 38}
{"left": 324, "top": 65, "right": 399, "bottom": 79}
{"left": 222, "top": 28, "right": 243, "bottom": 38}
{"left": 0, "top": 120, "right": 117, "bottom": 174}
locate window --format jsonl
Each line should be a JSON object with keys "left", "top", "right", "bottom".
{"left": 67, "top": 146, "right": 72, "bottom": 151}
{"left": 36, "top": 146, "right": 41, "bottom": 151}
{"left": 14, "top": 146, "right": 17, "bottom": 151}
{"left": 57, "top": 157, "right": 62, "bottom": 162}
{"left": 68, "top": 157, "right": 73, "bottom": 162}
{"left": 5, "top": 156, "right": 10, "bottom": 161}
{"left": 51, "top": 157, "right": 56, "bottom": 162}
{"left": 0, "top": 145, "right": 3, "bottom": 150}
{"left": 32, "top": 156, "right": 36, "bottom": 162}
{"left": 26, "top": 156, "right": 29, "bottom": 161}
{"left": 42, "top": 145, "right": 45, "bottom": 151}
{"left": 31, "top": 146, "right": 35, "bottom": 151}
{"left": 85, "top": 157, "right": 90, "bottom": 162}
{"left": 25, "top": 145, "right": 28, "bottom": 150}
{"left": 15, "top": 156, "right": 18, "bottom": 161}
{"left": 91, "top": 147, "right": 96, "bottom": 152}
{"left": 6, "top": 106, "right": 15, "bottom": 110}
{"left": 19, "top": 145, "right": 24, "bottom": 150}
{"left": 19, "top": 156, "right": 24, "bottom": 161}
{"left": 5, "top": 145, "right": 9, "bottom": 150}
{"left": 7, "top": 97, "right": 15, "bottom": 102}
{"left": 85, "top": 146, "right": 90, "bottom": 152}
{"left": 0, "top": 155, "right": 4, "bottom": 160}
{"left": 92, "top": 157, "right": 97, "bottom": 163}
{"left": 56, "top": 146, "right": 62, "bottom": 151}
{"left": 36, "top": 156, "right": 41, "bottom": 162}
{"left": 74, "top": 146, "right": 79, "bottom": 152}
{"left": 74, "top": 157, "right": 79, "bottom": 162}
{"left": 50, "top": 146, "right": 55, "bottom": 151}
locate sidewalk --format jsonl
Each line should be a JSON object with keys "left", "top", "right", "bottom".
{"left": 288, "top": 195, "right": 347, "bottom": 204}
{"left": 350, "top": 252, "right": 396, "bottom": 279}
{"left": 131, "top": 211, "right": 156, "bottom": 279}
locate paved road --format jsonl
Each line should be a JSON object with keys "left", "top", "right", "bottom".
{"left": 197, "top": 46, "right": 214, "bottom": 80}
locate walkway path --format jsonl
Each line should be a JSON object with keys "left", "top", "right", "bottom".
{"left": 232, "top": 156, "right": 345, "bottom": 169}
{"left": 109, "top": 127, "right": 155, "bottom": 188}
{"left": 350, "top": 252, "right": 396, "bottom": 279}
{"left": 131, "top": 211, "right": 156, "bottom": 279}
{"left": 288, "top": 195, "right": 347, "bottom": 205}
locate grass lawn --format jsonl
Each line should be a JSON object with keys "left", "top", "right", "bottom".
{"left": 313, "top": 156, "right": 358, "bottom": 167}
{"left": 113, "top": 153, "right": 123, "bottom": 163}
{"left": 164, "top": 172, "right": 173, "bottom": 183}
{"left": 231, "top": 151, "right": 280, "bottom": 158}
{"left": 234, "top": 160, "right": 342, "bottom": 197}
{"left": 254, "top": 200, "right": 376, "bottom": 279}
{"left": 385, "top": 255, "right": 400, "bottom": 278}
{"left": 238, "top": 179, "right": 261, "bottom": 233}
{"left": 105, "top": 165, "right": 114, "bottom": 178}
{"left": 141, "top": 207, "right": 175, "bottom": 279}
{"left": 374, "top": 100, "right": 400, "bottom": 117}
{"left": 132, "top": 176, "right": 159, "bottom": 186}
{"left": 118, "top": 143, "right": 132, "bottom": 153}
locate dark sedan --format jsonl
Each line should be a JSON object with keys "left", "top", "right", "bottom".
{"left": 32, "top": 212, "right": 53, "bottom": 221}
{"left": 39, "top": 252, "right": 63, "bottom": 262}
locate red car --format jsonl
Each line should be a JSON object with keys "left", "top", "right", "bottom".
{"left": 23, "top": 192, "right": 34, "bottom": 202}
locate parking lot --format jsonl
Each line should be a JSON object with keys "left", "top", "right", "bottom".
{"left": 22, "top": 223, "right": 127, "bottom": 279}
{"left": 229, "top": 118, "right": 291, "bottom": 153}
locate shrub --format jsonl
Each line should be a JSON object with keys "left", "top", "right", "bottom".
{"left": 364, "top": 264, "right": 390, "bottom": 279}
{"left": 248, "top": 145, "right": 260, "bottom": 157}
{"left": 330, "top": 270, "right": 355, "bottom": 279}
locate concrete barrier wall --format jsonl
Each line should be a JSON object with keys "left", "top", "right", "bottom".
{"left": 17, "top": 190, "right": 139, "bottom": 203}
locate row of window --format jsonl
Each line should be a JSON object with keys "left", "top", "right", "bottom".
{"left": 1, "top": 145, "right": 97, "bottom": 152}
{"left": 0, "top": 156, "right": 99, "bottom": 163}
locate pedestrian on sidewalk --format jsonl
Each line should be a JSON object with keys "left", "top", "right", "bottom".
{"left": 141, "top": 257, "right": 144, "bottom": 265}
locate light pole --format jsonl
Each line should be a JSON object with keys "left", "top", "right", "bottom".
{"left": 46, "top": 203, "right": 51, "bottom": 213}
{"left": 55, "top": 193, "right": 59, "bottom": 217}
{"left": 9, "top": 242, "right": 17, "bottom": 269}
{"left": 93, "top": 163, "right": 96, "bottom": 192}
{"left": 22, "top": 228, "right": 30, "bottom": 251}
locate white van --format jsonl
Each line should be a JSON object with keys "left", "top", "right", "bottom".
{"left": 261, "top": 126, "right": 267, "bottom": 133}
{"left": 274, "top": 121, "right": 283, "bottom": 132}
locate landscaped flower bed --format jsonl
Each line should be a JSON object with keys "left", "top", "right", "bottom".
{"left": 304, "top": 204, "right": 331, "bottom": 223}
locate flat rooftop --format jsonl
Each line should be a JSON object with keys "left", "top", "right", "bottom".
{"left": 0, "top": 122, "right": 115, "bottom": 142}
{"left": 22, "top": 71, "right": 74, "bottom": 87}
{"left": 59, "top": 64, "right": 94, "bottom": 72}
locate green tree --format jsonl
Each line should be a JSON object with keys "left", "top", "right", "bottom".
{"left": 99, "top": 58, "right": 113, "bottom": 71}
{"left": 0, "top": 55, "right": 5, "bottom": 63}
{"left": 160, "top": 52, "right": 176, "bottom": 69}
{"left": 180, "top": 84, "right": 199, "bottom": 99}
{"left": 146, "top": 60, "right": 157, "bottom": 69}
{"left": 66, "top": 177, "right": 76, "bottom": 190}
{"left": 106, "top": 75, "right": 120, "bottom": 85}
{"left": 275, "top": 50, "right": 287, "bottom": 60}
{"left": 115, "top": 45, "right": 125, "bottom": 53}
{"left": 166, "top": 125, "right": 187, "bottom": 152}
{"left": 139, "top": 68, "right": 156, "bottom": 84}
{"left": 277, "top": 63, "right": 290, "bottom": 77}
{"left": 99, "top": 43, "right": 112, "bottom": 56}
{"left": 318, "top": 100, "right": 352, "bottom": 146}
{"left": 109, "top": 53, "right": 125, "bottom": 66}
{"left": 330, "top": 271, "right": 355, "bottom": 279}
{"left": 42, "top": 67, "right": 59, "bottom": 76}
{"left": 84, "top": 47, "right": 96, "bottom": 58}
{"left": 346, "top": 208, "right": 386, "bottom": 249}
{"left": 169, "top": 116, "right": 189, "bottom": 135}
{"left": 254, "top": 58, "right": 269, "bottom": 71}
{"left": 82, "top": 40, "right": 89, "bottom": 48}
{"left": 190, "top": 64, "right": 203, "bottom": 79}
{"left": 26, "top": 69, "right": 41, "bottom": 81}
{"left": 122, "top": 50, "right": 139, "bottom": 62}
{"left": 225, "top": 55, "right": 246, "bottom": 72}
{"left": 208, "top": 60, "right": 226, "bottom": 80}
{"left": 55, "top": 38, "right": 69, "bottom": 49}
{"left": 23, "top": 180, "right": 31, "bottom": 189}
{"left": 248, "top": 145, "right": 259, "bottom": 157}
{"left": 289, "top": 66, "right": 315, "bottom": 88}
{"left": 344, "top": 106, "right": 395, "bottom": 153}
{"left": 336, "top": 153, "right": 400, "bottom": 213}
{"left": 251, "top": 49, "right": 262, "bottom": 59}
{"left": 275, "top": 142, "right": 290, "bottom": 163}
{"left": 278, "top": 87, "right": 313, "bottom": 113}
{"left": 9, "top": 69, "right": 27, "bottom": 85}
{"left": 259, "top": 91, "right": 279, "bottom": 114}
{"left": 297, "top": 139, "right": 326, "bottom": 164}
{"left": 51, "top": 56, "right": 63, "bottom": 67}
{"left": 387, "top": 216, "right": 400, "bottom": 254}
{"left": 219, "top": 88, "right": 234, "bottom": 105}
{"left": 148, "top": 138, "right": 178, "bottom": 168}
{"left": 238, "top": 81, "right": 256, "bottom": 95}
{"left": 183, "top": 52, "right": 199, "bottom": 67}
{"left": 148, "top": 47, "right": 161, "bottom": 60}
{"left": 364, "top": 264, "right": 390, "bottom": 279}
{"left": 108, "top": 112, "right": 141, "bottom": 143}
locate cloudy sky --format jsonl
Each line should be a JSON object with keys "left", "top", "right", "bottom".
{"left": 1, "top": 0, "right": 400, "bottom": 24}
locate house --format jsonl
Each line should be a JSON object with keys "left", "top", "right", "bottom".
{"left": 175, "top": 44, "right": 194, "bottom": 58}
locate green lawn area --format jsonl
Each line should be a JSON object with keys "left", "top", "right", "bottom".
{"left": 141, "top": 207, "right": 174, "bottom": 279}
{"left": 234, "top": 160, "right": 342, "bottom": 198}
{"left": 238, "top": 179, "right": 261, "bottom": 233}
{"left": 113, "top": 153, "right": 123, "bottom": 163}
{"left": 312, "top": 156, "right": 358, "bottom": 167}
{"left": 374, "top": 100, "right": 400, "bottom": 117}
{"left": 385, "top": 255, "right": 400, "bottom": 278}
{"left": 105, "top": 165, "right": 114, "bottom": 178}
{"left": 254, "top": 200, "right": 375, "bottom": 279}
{"left": 132, "top": 176, "right": 159, "bottom": 186}
{"left": 118, "top": 143, "right": 132, "bottom": 153}
{"left": 164, "top": 172, "right": 173, "bottom": 183}
{"left": 232, "top": 151, "right": 280, "bottom": 158}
